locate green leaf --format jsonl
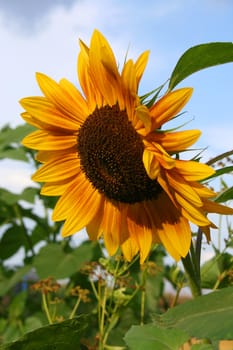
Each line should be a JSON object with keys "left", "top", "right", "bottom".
{"left": 154, "top": 287, "right": 233, "bottom": 341}
{"left": 34, "top": 242, "right": 96, "bottom": 279}
{"left": 0, "top": 189, "right": 21, "bottom": 205}
{"left": 0, "top": 316, "right": 88, "bottom": 350}
{"left": 20, "top": 187, "right": 38, "bottom": 204}
{"left": 0, "top": 187, "right": 38, "bottom": 206}
{"left": 169, "top": 42, "right": 233, "bottom": 90}
{"left": 0, "top": 148, "right": 28, "bottom": 161}
{"left": 215, "top": 186, "right": 233, "bottom": 203}
{"left": 1, "top": 321, "right": 22, "bottom": 344}
{"left": 200, "top": 257, "right": 220, "bottom": 289}
{"left": 0, "top": 265, "right": 31, "bottom": 297}
{"left": 204, "top": 166, "right": 233, "bottom": 181}
{"left": 191, "top": 344, "right": 214, "bottom": 350}
{"left": 201, "top": 253, "right": 233, "bottom": 289}
{"left": 0, "top": 226, "right": 26, "bottom": 260}
{"left": 24, "top": 317, "right": 43, "bottom": 334}
{"left": 124, "top": 324, "right": 189, "bottom": 350}
{"left": 0, "top": 124, "right": 35, "bottom": 149}
{"left": 9, "top": 291, "right": 27, "bottom": 319}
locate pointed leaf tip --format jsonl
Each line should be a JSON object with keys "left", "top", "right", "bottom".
{"left": 169, "top": 42, "right": 233, "bottom": 90}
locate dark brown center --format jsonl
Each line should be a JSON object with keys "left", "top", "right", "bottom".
{"left": 77, "top": 104, "right": 161, "bottom": 204}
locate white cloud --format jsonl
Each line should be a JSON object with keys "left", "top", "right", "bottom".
{"left": 0, "top": 160, "right": 35, "bottom": 193}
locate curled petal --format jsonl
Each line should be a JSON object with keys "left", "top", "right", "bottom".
{"left": 142, "top": 148, "right": 160, "bottom": 180}
{"left": 149, "top": 88, "right": 193, "bottom": 130}
{"left": 152, "top": 129, "right": 201, "bottom": 152}
{"left": 175, "top": 160, "right": 215, "bottom": 181}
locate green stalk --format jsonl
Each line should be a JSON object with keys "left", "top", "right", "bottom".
{"left": 42, "top": 293, "right": 53, "bottom": 324}
{"left": 181, "top": 250, "right": 202, "bottom": 298}
{"left": 69, "top": 297, "right": 81, "bottom": 319}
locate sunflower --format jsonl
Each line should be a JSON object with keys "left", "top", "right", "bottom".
{"left": 20, "top": 30, "right": 233, "bottom": 263}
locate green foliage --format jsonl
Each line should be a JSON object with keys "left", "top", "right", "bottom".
{"left": 124, "top": 325, "right": 189, "bottom": 350}
{"left": 155, "top": 286, "right": 233, "bottom": 341}
{"left": 0, "top": 125, "right": 35, "bottom": 162}
{"left": 169, "top": 42, "right": 233, "bottom": 89}
{"left": 34, "top": 242, "right": 100, "bottom": 279}
{"left": 0, "top": 316, "right": 88, "bottom": 350}
{"left": 124, "top": 287, "right": 233, "bottom": 349}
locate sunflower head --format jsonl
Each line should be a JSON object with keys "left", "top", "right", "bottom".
{"left": 20, "top": 29, "right": 233, "bottom": 263}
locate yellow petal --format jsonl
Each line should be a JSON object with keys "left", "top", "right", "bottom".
{"left": 36, "top": 148, "right": 77, "bottom": 163}
{"left": 59, "top": 179, "right": 102, "bottom": 237}
{"left": 153, "top": 129, "right": 201, "bottom": 152}
{"left": 89, "top": 30, "right": 118, "bottom": 106}
{"left": 202, "top": 199, "right": 233, "bottom": 215}
{"left": 36, "top": 73, "right": 87, "bottom": 123}
{"left": 160, "top": 220, "right": 191, "bottom": 260}
{"left": 92, "top": 30, "right": 119, "bottom": 77}
{"left": 102, "top": 202, "right": 129, "bottom": 256}
{"left": 190, "top": 182, "right": 216, "bottom": 198}
{"left": 134, "top": 50, "right": 150, "bottom": 86}
{"left": 136, "top": 105, "right": 152, "bottom": 133}
{"left": 121, "top": 237, "right": 139, "bottom": 262}
{"left": 166, "top": 171, "right": 203, "bottom": 207}
{"left": 20, "top": 97, "right": 79, "bottom": 131}
{"left": 41, "top": 177, "right": 76, "bottom": 196}
{"left": 175, "top": 160, "right": 215, "bottom": 181}
{"left": 59, "top": 78, "right": 89, "bottom": 118}
{"left": 179, "top": 199, "right": 211, "bottom": 226}
{"left": 86, "top": 198, "right": 105, "bottom": 241}
{"left": 121, "top": 59, "right": 138, "bottom": 122}
{"left": 32, "top": 154, "right": 80, "bottom": 182}
{"left": 147, "top": 194, "right": 191, "bottom": 259}
{"left": 101, "top": 201, "right": 121, "bottom": 256}
{"left": 22, "top": 130, "right": 77, "bottom": 150}
{"left": 144, "top": 141, "right": 176, "bottom": 170}
{"left": 127, "top": 203, "right": 153, "bottom": 263}
{"left": 142, "top": 148, "right": 160, "bottom": 180}
{"left": 149, "top": 88, "right": 193, "bottom": 130}
{"left": 21, "top": 112, "right": 44, "bottom": 130}
{"left": 78, "top": 40, "right": 101, "bottom": 110}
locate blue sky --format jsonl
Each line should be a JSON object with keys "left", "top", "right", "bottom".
{"left": 0, "top": 0, "right": 233, "bottom": 190}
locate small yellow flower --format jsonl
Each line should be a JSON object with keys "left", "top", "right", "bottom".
{"left": 20, "top": 30, "right": 233, "bottom": 263}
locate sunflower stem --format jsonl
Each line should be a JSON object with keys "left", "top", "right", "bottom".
{"left": 195, "top": 228, "right": 203, "bottom": 278}
{"left": 181, "top": 250, "right": 202, "bottom": 298}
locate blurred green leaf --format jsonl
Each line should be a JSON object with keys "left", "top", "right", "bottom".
{"left": 0, "top": 188, "right": 37, "bottom": 206}
{"left": 0, "top": 124, "right": 34, "bottom": 149}
{"left": 0, "top": 226, "right": 26, "bottom": 260}
{"left": 0, "top": 149, "right": 28, "bottom": 162}
{"left": 154, "top": 286, "right": 233, "bottom": 341}
{"left": 0, "top": 321, "right": 22, "bottom": 344}
{"left": 191, "top": 344, "right": 214, "bottom": 350}
{"left": 200, "top": 257, "right": 220, "bottom": 289}
{"left": 20, "top": 188, "right": 38, "bottom": 204}
{"left": 34, "top": 241, "right": 97, "bottom": 279}
{"left": 124, "top": 324, "right": 189, "bottom": 350}
{"left": 215, "top": 186, "right": 233, "bottom": 203}
{"left": 9, "top": 291, "right": 27, "bottom": 319}
{"left": 0, "top": 265, "right": 31, "bottom": 296}
{"left": 1, "top": 315, "right": 88, "bottom": 350}
{"left": 169, "top": 42, "right": 233, "bottom": 90}
{"left": 201, "top": 253, "right": 233, "bottom": 289}
{"left": 0, "top": 189, "right": 21, "bottom": 205}
{"left": 24, "top": 316, "right": 43, "bottom": 334}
